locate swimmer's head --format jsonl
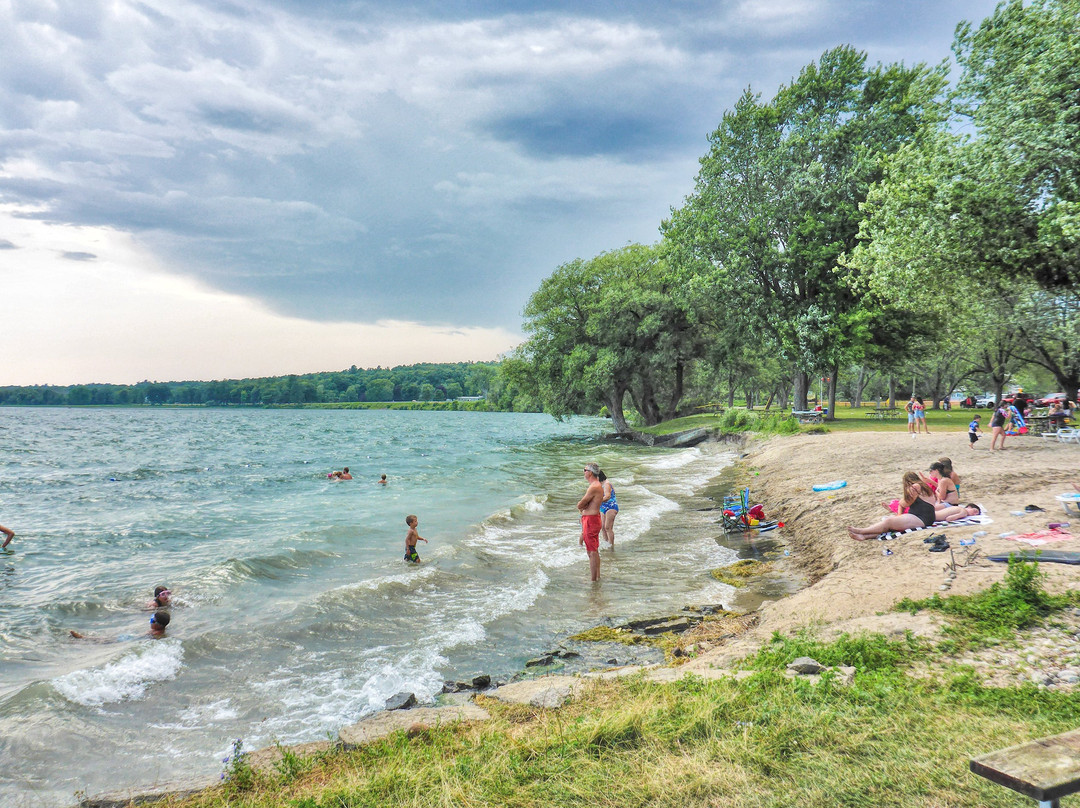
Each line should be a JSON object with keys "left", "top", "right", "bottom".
{"left": 153, "top": 586, "right": 171, "bottom": 606}
{"left": 381, "top": 474, "right": 387, "bottom": 481}
{"left": 406, "top": 514, "right": 417, "bottom": 527}
{"left": 343, "top": 467, "right": 349, "bottom": 474}
{"left": 150, "top": 610, "right": 170, "bottom": 629}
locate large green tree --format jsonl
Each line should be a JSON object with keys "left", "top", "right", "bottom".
{"left": 850, "top": 0, "right": 1080, "bottom": 395}
{"left": 665, "top": 46, "right": 947, "bottom": 411}
{"left": 512, "top": 244, "right": 706, "bottom": 430}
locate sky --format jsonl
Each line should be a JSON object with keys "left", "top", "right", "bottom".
{"left": 0, "top": 0, "right": 1000, "bottom": 385}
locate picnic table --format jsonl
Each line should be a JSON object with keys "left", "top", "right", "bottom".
{"left": 1028, "top": 415, "right": 1052, "bottom": 436}
{"left": 865, "top": 407, "right": 902, "bottom": 420}
{"left": 971, "top": 727, "right": 1080, "bottom": 807}
{"left": 792, "top": 409, "right": 824, "bottom": 424}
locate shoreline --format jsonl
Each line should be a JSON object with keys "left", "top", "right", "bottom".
{"left": 77, "top": 429, "right": 1080, "bottom": 807}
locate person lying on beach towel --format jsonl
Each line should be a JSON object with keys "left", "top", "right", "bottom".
{"left": 848, "top": 472, "right": 980, "bottom": 541}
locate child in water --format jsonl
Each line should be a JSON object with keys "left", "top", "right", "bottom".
{"left": 145, "top": 585, "right": 171, "bottom": 610}
{"left": 404, "top": 514, "right": 428, "bottom": 563}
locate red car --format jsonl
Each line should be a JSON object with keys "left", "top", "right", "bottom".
{"left": 1036, "top": 392, "right": 1069, "bottom": 407}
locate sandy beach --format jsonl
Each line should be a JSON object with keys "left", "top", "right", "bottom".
{"left": 688, "top": 429, "right": 1080, "bottom": 667}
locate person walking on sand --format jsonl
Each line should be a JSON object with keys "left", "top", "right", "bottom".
{"left": 578, "top": 463, "right": 604, "bottom": 581}
{"left": 990, "top": 400, "right": 1010, "bottom": 450}
{"left": 597, "top": 469, "right": 618, "bottom": 549}
{"left": 0, "top": 523, "right": 13, "bottom": 549}
{"left": 906, "top": 396, "right": 916, "bottom": 435}
{"left": 914, "top": 397, "right": 929, "bottom": 434}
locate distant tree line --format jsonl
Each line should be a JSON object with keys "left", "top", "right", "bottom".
{"left": 511, "top": 0, "right": 1079, "bottom": 427}
{"left": 0, "top": 362, "right": 541, "bottom": 411}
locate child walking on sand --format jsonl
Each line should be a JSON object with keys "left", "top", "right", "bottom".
{"left": 968, "top": 416, "right": 982, "bottom": 448}
{"left": 404, "top": 514, "right": 428, "bottom": 563}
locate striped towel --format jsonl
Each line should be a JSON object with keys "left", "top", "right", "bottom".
{"left": 877, "top": 511, "right": 992, "bottom": 541}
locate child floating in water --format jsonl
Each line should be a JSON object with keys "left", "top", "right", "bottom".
{"left": 71, "top": 610, "right": 170, "bottom": 640}
{"left": 404, "top": 514, "right": 428, "bottom": 563}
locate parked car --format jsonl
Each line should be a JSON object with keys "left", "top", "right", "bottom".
{"left": 974, "top": 395, "right": 997, "bottom": 408}
{"left": 1036, "top": 392, "right": 1069, "bottom": 407}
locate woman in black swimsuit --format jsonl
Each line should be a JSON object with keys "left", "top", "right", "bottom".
{"left": 990, "top": 401, "right": 1010, "bottom": 451}
{"left": 847, "top": 472, "right": 944, "bottom": 541}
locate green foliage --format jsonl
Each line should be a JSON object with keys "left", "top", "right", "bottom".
{"left": 513, "top": 243, "right": 708, "bottom": 429}
{"left": 747, "top": 630, "right": 925, "bottom": 674}
{"left": 898, "top": 556, "right": 1078, "bottom": 645}
{"left": 221, "top": 738, "right": 256, "bottom": 791}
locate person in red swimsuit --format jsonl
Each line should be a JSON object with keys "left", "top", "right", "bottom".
{"left": 577, "top": 463, "right": 605, "bottom": 581}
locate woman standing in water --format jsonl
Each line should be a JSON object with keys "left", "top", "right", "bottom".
{"left": 597, "top": 469, "right": 618, "bottom": 549}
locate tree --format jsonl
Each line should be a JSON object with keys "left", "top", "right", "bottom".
{"left": 514, "top": 243, "right": 706, "bottom": 430}
{"left": 366, "top": 378, "right": 394, "bottom": 402}
{"left": 850, "top": 0, "right": 1080, "bottom": 396}
{"left": 665, "top": 46, "right": 947, "bottom": 411}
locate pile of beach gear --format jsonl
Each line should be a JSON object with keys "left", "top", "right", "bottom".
{"left": 721, "top": 488, "right": 783, "bottom": 533}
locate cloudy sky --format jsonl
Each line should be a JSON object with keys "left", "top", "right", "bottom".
{"left": 1, "top": 0, "right": 998, "bottom": 385}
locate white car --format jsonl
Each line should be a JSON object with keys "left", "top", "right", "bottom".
{"left": 974, "top": 395, "right": 997, "bottom": 408}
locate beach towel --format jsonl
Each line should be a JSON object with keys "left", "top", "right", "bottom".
{"left": 1005, "top": 528, "right": 1073, "bottom": 547}
{"left": 876, "top": 510, "right": 992, "bottom": 541}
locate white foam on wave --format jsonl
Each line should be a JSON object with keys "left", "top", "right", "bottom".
{"left": 51, "top": 639, "right": 184, "bottom": 707}
{"left": 640, "top": 447, "right": 703, "bottom": 471}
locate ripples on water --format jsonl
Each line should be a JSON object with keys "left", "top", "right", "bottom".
{"left": 0, "top": 408, "right": 737, "bottom": 806}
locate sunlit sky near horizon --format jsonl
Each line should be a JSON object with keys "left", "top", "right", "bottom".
{"left": 1, "top": 0, "right": 999, "bottom": 386}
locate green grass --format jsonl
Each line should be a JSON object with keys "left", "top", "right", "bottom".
{"left": 141, "top": 579, "right": 1080, "bottom": 808}
{"left": 898, "top": 556, "right": 1080, "bottom": 650}
{"left": 639, "top": 405, "right": 981, "bottom": 436}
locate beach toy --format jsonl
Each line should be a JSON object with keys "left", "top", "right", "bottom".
{"left": 812, "top": 480, "right": 847, "bottom": 492}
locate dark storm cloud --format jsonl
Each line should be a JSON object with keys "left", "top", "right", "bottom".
{"left": 0, "top": 0, "right": 1001, "bottom": 327}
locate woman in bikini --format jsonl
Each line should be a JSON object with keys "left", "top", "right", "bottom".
{"left": 849, "top": 473, "right": 978, "bottom": 541}
{"left": 926, "top": 461, "right": 958, "bottom": 505}
{"left": 597, "top": 469, "right": 618, "bottom": 548}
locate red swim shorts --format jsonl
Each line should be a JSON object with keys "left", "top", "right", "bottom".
{"left": 580, "top": 514, "right": 601, "bottom": 553}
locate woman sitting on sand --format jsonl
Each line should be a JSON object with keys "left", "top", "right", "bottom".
{"left": 849, "top": 473, "right": 979, "bottom": 541}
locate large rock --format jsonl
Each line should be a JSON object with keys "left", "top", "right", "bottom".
{"left": 639, "top": 617, "right": 693, "bottom": 636}
{"left": 384, "top": 691, "right": 418, "bottom": 711}
{"left": 787, "top": 657, "right": 825, "bottom": 674}
{"left": 487, "top": 676, "right": 583, "bottom": 708}
{"left": 339, "top": 704, "right": 490, "bottom": 748}
{"left": 79, "top": 777, "right": 218, "bottom": 808}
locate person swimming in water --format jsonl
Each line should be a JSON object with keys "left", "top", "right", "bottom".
{"left": 71, "top": 610, "right": 170, "bottom": 640}
{"left": 145, "top": 585, "right": 171, "bottom": 610}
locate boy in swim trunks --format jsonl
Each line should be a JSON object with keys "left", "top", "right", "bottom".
{"left": 404, "top": 514, "right": 427, "bottom": 563}
{"left": 577, "top": 463, "right": 604, "bottom": 581}
{"left": 968, "top": 416, "right": 981, "bottom": 448}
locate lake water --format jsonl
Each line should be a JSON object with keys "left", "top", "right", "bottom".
{"left": 0, "top": 408, "right": 742, "bottom": 806}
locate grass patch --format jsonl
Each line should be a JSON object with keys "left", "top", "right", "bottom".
{"left": 145, "top": 621, "right": 1080, "bottom": 808}
{"left": 897, "top": 556, "right": 1080, "bottom": 649}
{"left": 711, "top": 560, "right": 774, "bottom": 587}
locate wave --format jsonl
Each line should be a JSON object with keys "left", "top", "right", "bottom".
{"left": 208, "top": 547, "right": 343, "bottom": 586}
{"left": 51, "top": 639, "right": 184, "bottom": 707}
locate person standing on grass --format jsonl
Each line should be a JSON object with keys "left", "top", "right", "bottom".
{"left": 577, "top": 463, "right": 604, "bottom": 582}
{"left": 906, "top": 396, "right": 916, "bottom": 435}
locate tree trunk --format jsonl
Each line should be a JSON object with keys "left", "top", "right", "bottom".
{"left": 763, "top": 389, "right": 775, "bottom": 411}
{"left": 793, "top": 368, "right": 809, "bottom": 410}
{"left": 607, "top": 387, "right": 630, "bottom": 434}
{"left": 888, "top": 376, "right": 896, "bottom": 409}
{"left": 826, "top": 367, "right": 838, "bottom": 422}
{"left": 851, "top": 366, "right": 868, "bottom": 408}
